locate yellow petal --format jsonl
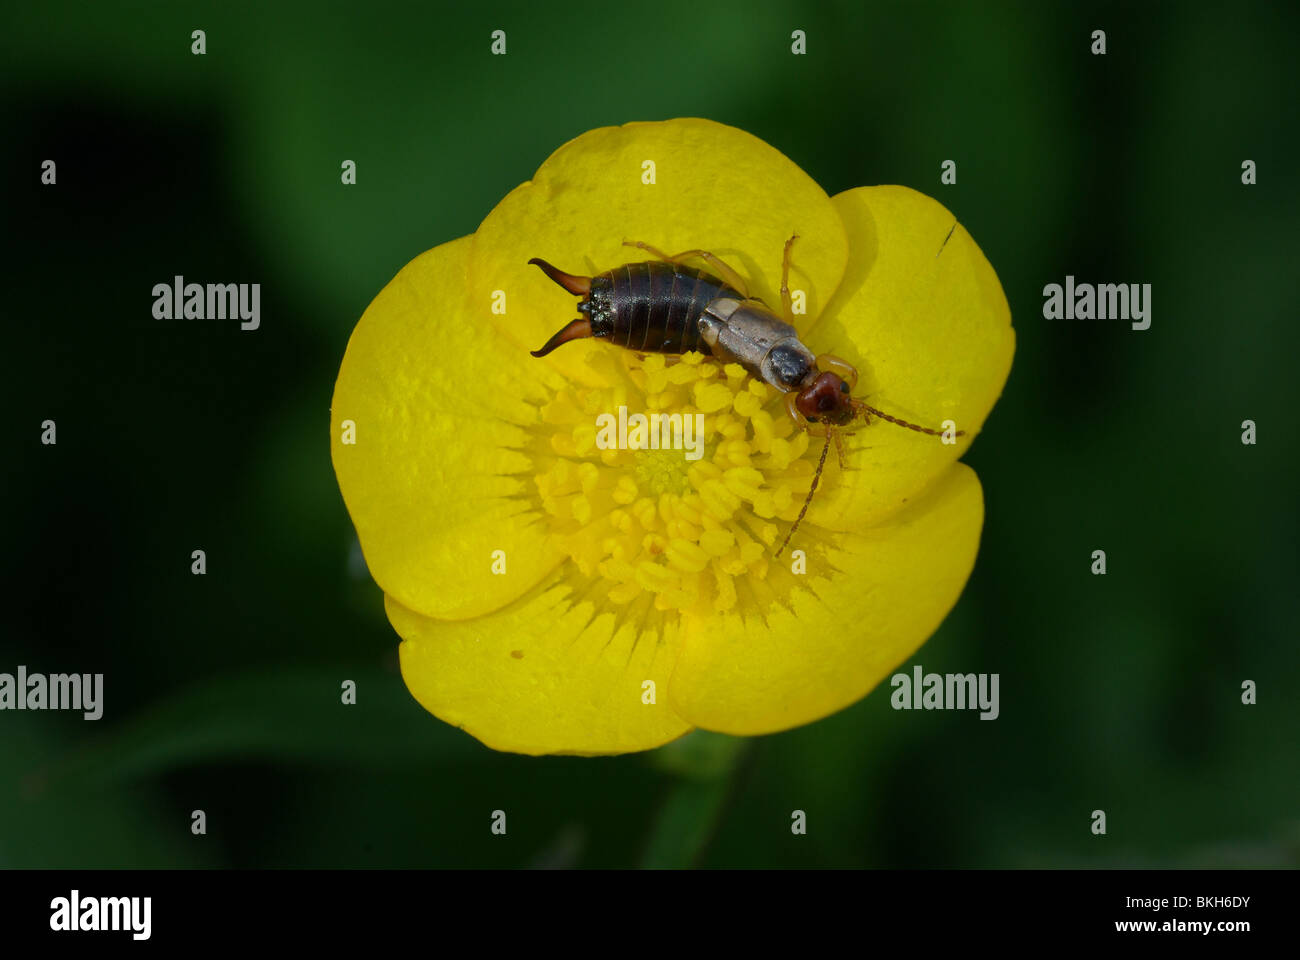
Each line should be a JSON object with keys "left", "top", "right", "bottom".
{"left": 389, "top": 583, "right": 692, "bottom": 756}
{"left": 330, "top": 236, "right": 568, "bottom": 620}
{"left": 668, "top": 463, "right": 983, "bottom": 735}
{"left": 466, "top": 118, "right": 850, "bottom": 388}
{"left": 800, "top": 186, "right": 1014, "bottom": 530}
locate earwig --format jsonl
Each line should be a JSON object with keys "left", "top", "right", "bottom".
{"left": 529, "top": 237, "right": 964, "bottom": 554}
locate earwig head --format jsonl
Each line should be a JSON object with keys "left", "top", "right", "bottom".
{"left": 794, "top": 371, "right": 966, "bottom": 439}
{"left": 776, "top": 375, "right": 966, "bottom": 555}
{"left": 794, "top": 371, "right": 856, "bottom": 427}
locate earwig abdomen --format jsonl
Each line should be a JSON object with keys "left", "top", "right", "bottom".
{"left": 586, "top": 261, "right": 743, "bottom": 355}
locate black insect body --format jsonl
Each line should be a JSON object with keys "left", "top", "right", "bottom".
{"left": 529, "top": 238, "right": 962, "bottom": 554}
{"left": 530, "top": 259, "right": 740, "bottom": 358}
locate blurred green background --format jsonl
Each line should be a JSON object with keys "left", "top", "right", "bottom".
{"left": 3, "top": 0, "right": 1296, "bottom": 868}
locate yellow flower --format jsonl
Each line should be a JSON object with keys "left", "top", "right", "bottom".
{"left": 330, "top": 119, "right": 1014, "bottom": 755}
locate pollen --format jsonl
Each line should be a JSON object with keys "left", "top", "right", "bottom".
{"left": 530, "top": 351, "right": 827, "bottom": 615}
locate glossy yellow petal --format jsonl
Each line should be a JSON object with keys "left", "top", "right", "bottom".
{"left": 330, "top": 236, "right": 568, "bottom": 620}
{"left": 466, "top": 118, "right": 850, "bottom": 388}
{"left": 389, "top": 582, "right": 692, "bottom": 756}
{"left": 668, "top": 463, "right": 983, "bottom": 736}
{"left": 799, "top": 186, "right": 1013, "bottom": 531}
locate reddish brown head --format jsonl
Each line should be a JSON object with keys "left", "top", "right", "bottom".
{"left": 794, "top": 372, "right": 855, "bottom": 426}
{"left": 776, "top": 370, "right": 967, "bottom": 557}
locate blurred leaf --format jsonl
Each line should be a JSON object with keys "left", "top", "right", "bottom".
{"left": 1, "top": 720, "right": 207, "bottom": 868}
{"left": 650, "top": 729, "right": 746, "bottom": 781}
{"left": 641, "top": 778, "right": 733, "bottom": 870}
{"left": 642, "top": 732, "right": 749, "bottom": 867}
{"left": 33, "top": 667, "right": 481, "bottom": 787}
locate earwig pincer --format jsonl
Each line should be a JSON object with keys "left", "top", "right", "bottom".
{"left": 528, "top": 237, "right": 964, "bottom": 555}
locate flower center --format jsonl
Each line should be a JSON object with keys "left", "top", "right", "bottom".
{"left": 531, "top": 351, "right": 823, "bottom": 615}
{"left": 633, "top": 444, "right": 696, "bottom": 497}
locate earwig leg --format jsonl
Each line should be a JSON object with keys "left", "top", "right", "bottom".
{"left": 622, "top": 239, "right": 675, "bottom": 261}
{"left": 831, "top": 428, "right": 848, "bottom": 469}
{"left": 780, "top": 233, "right": 799, "bottom": 323}
{"left": 622, "top": 240, "right": 751, "bottom": 299}
{"left": 815, "top": 353, "right": 859, "bottom": 390}
{"left": 784, "top": 391, "right": 804, "bottom": 428}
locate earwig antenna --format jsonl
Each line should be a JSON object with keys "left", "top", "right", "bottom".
{"left": 854, "top": 401, "right": 964, "bottom": 438}
{"left": 776, "top": 430, "right": 832, "bottom": 558}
